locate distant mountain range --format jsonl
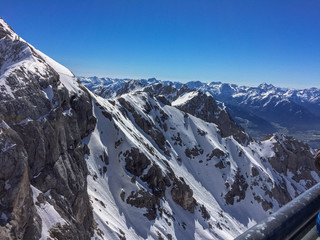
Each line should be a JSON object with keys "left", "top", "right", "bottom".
{"left": 80, "top": 77, "right": 320, "bottom": 148}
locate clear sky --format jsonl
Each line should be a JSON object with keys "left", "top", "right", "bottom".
{"left": 1, "top": 0, "right": 320, "bottom": 88}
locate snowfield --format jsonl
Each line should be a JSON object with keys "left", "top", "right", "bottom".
{"left": 81, "top": 88, "right": 317, "bottom": 239}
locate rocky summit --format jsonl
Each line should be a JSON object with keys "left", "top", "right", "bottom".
{"left": 1, "top": 18, "right": 319, "bottom": 240}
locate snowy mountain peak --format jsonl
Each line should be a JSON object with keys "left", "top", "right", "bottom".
{"left": 0, "top": 19, "right": 83, "bottom": 100}
{"left": 258, "top": 82, "right": 275, "bottom": 90}
{"left": 0, "top": 18, "right": 20, "bottom": 41}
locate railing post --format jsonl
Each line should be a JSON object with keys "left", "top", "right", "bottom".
{"left": 235, "top": 183, "right": 320, "bottom": 240}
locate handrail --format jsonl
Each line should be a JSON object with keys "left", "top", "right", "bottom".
{"left": 235, "top": 183, "right": 320, "bottom": 240}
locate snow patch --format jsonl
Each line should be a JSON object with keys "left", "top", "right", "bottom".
{"left": 311, "top": 171, "right": 320, "bottom": 182}
{"left": 42, "top": 85, "right": 54, "bottom": 101}
{"left": 0, "top": 120, "right": 10, "bottom": 129}
{"left": 62, "top": 108, "right": 73, "bottom": 117}
{"left": 172, "top": 91, "right": 199, "bottom": 106}
{"left": 17, "top": 117, "right": 33, "bottom": 126}
{"left": 31, "top": 186, "right": 67, "bottom": 240}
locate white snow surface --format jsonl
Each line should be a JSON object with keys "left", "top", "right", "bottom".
{"left": 42, "top": 85, "right": 54, "bottom": 101}
{"left": 172, "top": 91, "right": 199, "bottom": 106}
{"left": 34, "top": 48, "right": 83, "bottom": 94}
{"left": 31, "top": 186, "right": 67, "bottom": 240}
{"left": 82, "top": 90, "right": 316, "bottom": 240}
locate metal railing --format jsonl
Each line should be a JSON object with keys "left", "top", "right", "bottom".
{"left": 235, "top": 183, "right": 320, "bottom": 240}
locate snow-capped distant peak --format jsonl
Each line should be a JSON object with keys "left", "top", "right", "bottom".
{"left": 172, "top": 91, "right": 199, "bottom": 106}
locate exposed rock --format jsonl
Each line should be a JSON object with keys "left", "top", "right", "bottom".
{"left": 115, "top": 138, "right": 123, "bottom": 148}
{"left": 171, "top": 178, "right": 196, "bottom": 213}
{"left": 157, "top": 231, "right": 165, "bottom": 240}
{"left": 126, "top": 189, "right": 159, "bottom": 220}
{"left": 0, "top": 19, "right": 95, "bottom": 240}
{"left": 116, "top": 80, "right": 145, "bottom": 96}
{"left": 185, "top": 145, "right": 204, "bottom": 158}
{"left": 171, "top": 133, "right": 183, "bottom": 146}
{"left": 215, "top": 160, "right": 227, "bottom": 169}
{"left": 253, "top": 195, "right": 274, "bottom": 211}
{"left": 124, "top": 148, "right": 151, "bottom": 176}
{"left": 120, "top": 190, "right": 125, "bottom": 202}
{"left": 197, "top": 128, "right": 207, "bottom": 136}
{"left": 118, "top": 98, "right": 168, "bottom": 154}
{"left": 0, "top": 124, "right": 41, "bottom": 240}
{"left": 251, "top": 167, "right": 259, "bottom": 177}
{"left": 101, "top": 110, "right": 112, "bottom": 121}
{"left": 83, "top": 144, "right": 90, "bottom": 155}
{"left": 99, "top": 150, "right": 109, "bottom": 165}
{"left": 206, "top": 148, "right": 226, "bottom": 161}
{"left": 266, "top": 134, "right": 319, "bottom": 205}
{"left": 200, "top": 204, "right": 210, "bottom": 220}
{"left": 141, "top": 164, "right": 171, "bottom": 198}
{"left": 315, "top": 150, "right": 320, "bottom": 171}
{"left": 225, "top": 171, "right": 248, "bottom": 205}
{"left": 175, "top": 91, "right": 251, "bottom": 144}
{"left": 157, "top": 95, "right": 171, "bottom": 106}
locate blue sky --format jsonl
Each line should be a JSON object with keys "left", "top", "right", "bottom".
{"left": 1, "top": 0, "right": 320, "bottom": 88}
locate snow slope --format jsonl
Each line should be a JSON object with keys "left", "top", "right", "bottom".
{"left": 83, "top": 86, "right": 318, "bottom": 239}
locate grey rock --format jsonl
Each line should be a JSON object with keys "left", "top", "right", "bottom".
{"left": 124, "top": 148, "right": 151, "bottom": 177}
{"left": 0, "top": 18, "right": 96, "bottom": 239}
{"left": 171, "top": 178, "right": 196, "bottom": 213}
{"left": 175, "top": 91, "right": 251, "bottom": 144}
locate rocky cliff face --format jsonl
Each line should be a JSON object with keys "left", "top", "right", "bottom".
{"left": 172, "top": 91, "right": 251, "bottom": 145}
{"left": 0, "top": 18, "right": 96, "bottom": 239}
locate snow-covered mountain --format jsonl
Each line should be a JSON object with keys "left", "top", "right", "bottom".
{"left": 80, "top": 77, "right": 320, "bottom": 148}
{"left": 86, "top": 84, "right": 318, "bottom": 240}
{"left": 1, "top": 18, "right": 319, "bottom": 240}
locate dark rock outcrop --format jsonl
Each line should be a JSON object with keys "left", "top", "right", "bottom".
{"left": 0, "top": 123, "right": 41, "bottom": 239}
{"left": 225, "top": 171, "right": 248, "bottom": 205}
{"left": 126, "top": 189, "right": 160, "bottom": 220}
{"left": 124, "top": 148, "right": 151, "bottom": 176}
{"left": 266, "top": 134, "right": 318, "bottom": 206}
{"left": 174, "top": 91, "right": 251, "bottom": 144}
{"left": 171, "top": 178, "right": 196, "bottom": 213}
{"left": 141, "top": 164, "right": 171, "bottom": 198}
{"left": 315, "top": 150, "right": 320, "bottom": 171}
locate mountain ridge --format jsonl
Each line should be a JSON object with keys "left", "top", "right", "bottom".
{"left": 80, "top": 76, "right": 320, "bottom": 148}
